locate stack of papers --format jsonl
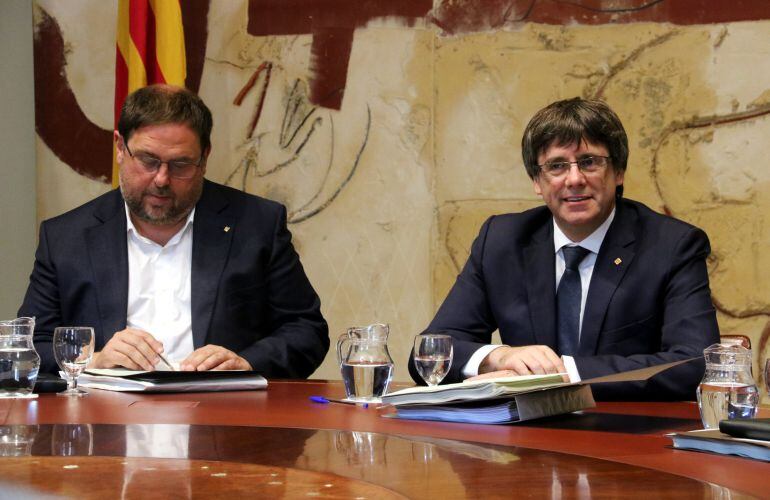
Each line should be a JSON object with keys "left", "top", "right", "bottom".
{"left": 382, "top": 373, "right": 567, "bottom": 405}
{"left": 382, "top": 374, "right": 594, "bottom": 424}
{"left": 78, "top": 368, "right": 267, "bottom": 393}
{"left": 668, "top": 428, "right": 770, "bottom": 462}
{"left": 388, "top": 399, "right": 521, "bottom": 424}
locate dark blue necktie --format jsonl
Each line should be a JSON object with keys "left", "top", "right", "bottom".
{"left": 557, "top": 246, "right": 590, "bottom": 356}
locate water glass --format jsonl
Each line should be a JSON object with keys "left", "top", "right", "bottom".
{"left": 53, "top": 327, "right": 94, "bottom": 397}
{"left": 413, "top": 334, "right": 453, "bottom": 386}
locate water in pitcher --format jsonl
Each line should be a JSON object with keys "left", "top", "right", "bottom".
{"left": 0, "top": 317, "right": 40, "bottom": 398}
{"left": 341, "top": 361, "right": 393, "bottom": 401}
{"left": 0, "top": 348, "right": 39, "bottom": 398}
{"left": 697, "top": 382, "right": 759, "bottom": 429}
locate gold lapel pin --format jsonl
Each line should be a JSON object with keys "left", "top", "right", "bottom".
{"left": 224, "top": 226, "right": 231, "bottom": 233}
{"left": 614, "top": 257, "right": 622, "bottom": 266}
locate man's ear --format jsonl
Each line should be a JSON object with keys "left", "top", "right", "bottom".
{"left": 114, "top": 130, "right": 124, "bottom": 162}
{"left": 533, "top": 177, "right": 543, "bottom": 197}
{"left": 200, "top": 146, "right": 211, "bottom": 175}
{"left": 614, "top": 169, "right": 625, "bottom": 187}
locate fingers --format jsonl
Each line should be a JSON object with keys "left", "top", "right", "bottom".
{"left": 91, "top": 328, "right": 164, "bottom": 371}
{"left": 180, "top": 345, "right": 251, "bottom": 372}
{"left": 480, "top": 345, "right": 566, "bottom": 376}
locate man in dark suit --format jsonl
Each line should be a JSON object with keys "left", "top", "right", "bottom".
{"left": 411, "top": 98, "right": 719, "bottom": 400}
{"left": 20, "top": 85, "right": 328, "bottom": 377}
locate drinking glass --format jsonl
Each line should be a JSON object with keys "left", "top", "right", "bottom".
{"left": 413, "top": 334, "right": 453, "bottom": 386}
{"left": 53, "top": 327, "right": 94, "bottom": 397}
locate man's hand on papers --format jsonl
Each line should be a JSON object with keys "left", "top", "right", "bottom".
{"left": 476, "top": 345, "right": 567, "bottom": 381}
{"left": 468, "top": 370, "right": 570, "bottom": 383}
{"left": 89, "top": 327, "right": 165, "bottom": 371}
{"left": 180, "top": 344, "right": 252, "bottom": 371}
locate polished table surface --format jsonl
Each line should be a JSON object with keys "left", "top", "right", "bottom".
{"left": 0, "top": 380, "right": 768, "bottom": 498}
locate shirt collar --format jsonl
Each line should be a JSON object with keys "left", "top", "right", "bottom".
{"left": 553, "top": 207, "right": 615, "bottom": 255}
{"left": 125, "top": 203, "right": 195, "bottom": 247}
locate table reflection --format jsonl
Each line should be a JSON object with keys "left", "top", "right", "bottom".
{"left": 52, "top": 423, "right": 93, "bottom": 456}
{"left": 0, "top": 423, "right": 723, "bottom": 498}
{"left": 0, "top": 424, "right": 38, "bottom": 457}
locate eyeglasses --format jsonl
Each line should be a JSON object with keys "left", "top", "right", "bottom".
{"left": 538, "top": 156, "right": 610, "bottom": 178}
{"left": 122, "top": 141, "right": 204, "bottom": 180}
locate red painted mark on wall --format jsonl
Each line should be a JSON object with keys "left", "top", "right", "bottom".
{"left": 233, "top": 61, "right": 273, "bottom": 139}
{"left": 430, "top": 0, "right": 770, "bottom": 33}
{"left": 247, "top": 0, "right": 433, "bottom": 110}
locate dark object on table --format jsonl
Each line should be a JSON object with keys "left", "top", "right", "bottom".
{"left": 33, "top": 373, "right": 67, "bottom": 393}
{"left": 719, "top": 418, "right": 770, "bottom": 441}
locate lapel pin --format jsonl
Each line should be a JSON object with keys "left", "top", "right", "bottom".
{"left": 614, "top": 257, "right": 622, "bottom": 266}
{"left": 224, "top": 226, "right": 231, "bottom": 233}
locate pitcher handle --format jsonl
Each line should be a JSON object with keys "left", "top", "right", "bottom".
{"left": 336, "top": 332, "right": 351, "bottom": 366}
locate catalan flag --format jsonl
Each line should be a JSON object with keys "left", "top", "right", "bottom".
{"left": 113, "top": 0, "right": 186, "bottom": 186}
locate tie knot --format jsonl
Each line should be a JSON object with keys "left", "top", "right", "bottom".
{"left": 562, "top": 246, "right": 590, "bottom": 271}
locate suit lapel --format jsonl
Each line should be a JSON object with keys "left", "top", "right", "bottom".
{"left": 191, "top": 181, "right": 236, "bottom": 348}
{"left": 579, "top": 203, "right": 637, "bottom": 356}
{"left": 523, "top": 221, "right": 557, "bottom": 348}
{"left": 85, "top": 190, "right": 128, "bottom": 344}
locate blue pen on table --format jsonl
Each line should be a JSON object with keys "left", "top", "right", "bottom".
{"left": 310, "top": 395, "right": 369, "bottom": 409}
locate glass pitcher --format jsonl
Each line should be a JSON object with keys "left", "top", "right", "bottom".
{"left": 696, "top": 343, "right": 759, "bottom": 429}
{"left": 336, "top": 323, "right": 394, "bottom": 402}
{"left": 0, "top": 317, "right": 40, "bottom": 398}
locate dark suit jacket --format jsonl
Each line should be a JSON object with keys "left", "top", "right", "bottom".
{"left": 411, "top": 198, "right": 719, "bottom": 400}
{"left": 19, "top": 180, "right": 329, "bottom": 378}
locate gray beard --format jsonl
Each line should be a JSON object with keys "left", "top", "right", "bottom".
{"left": 120, "top": 180, "right": 202, "bottom": 227}
{"left": 124, "top": 194, "right": 191, "bottom": 226}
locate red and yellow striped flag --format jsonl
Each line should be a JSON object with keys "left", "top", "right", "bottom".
{"left": 113, "top": 0, "right": 186, "bottom": 186}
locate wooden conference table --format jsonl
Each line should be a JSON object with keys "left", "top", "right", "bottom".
{"left": 0, "top": 380, "right": 767, "bottom": 498}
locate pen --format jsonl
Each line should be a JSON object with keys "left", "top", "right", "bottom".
{"left": 309, "top": 396, "right": 369, "bottom": 409}
{"left": 157, "top": 352, "right": 176, "bottom": 371}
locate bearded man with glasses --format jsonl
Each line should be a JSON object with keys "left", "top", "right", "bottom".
{"left": 410, "top": 97, "right": 719, "bottom": 400}
{"left": 21, "top": 85, "right": 329, "bottom": 377}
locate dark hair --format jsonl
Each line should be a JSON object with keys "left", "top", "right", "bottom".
{"left": 117, "top": 84, "right": 213, "bottom": 152}
{"left": 521, "top": 97, "right": 628, "bottom": 196}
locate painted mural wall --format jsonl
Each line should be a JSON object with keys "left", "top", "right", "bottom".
{"left": 33, "top": 0, "right": 770, "bottom": 396}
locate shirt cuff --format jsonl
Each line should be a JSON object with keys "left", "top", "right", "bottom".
{"left": 461, "top": 345, "right": 504, "bottom": 379}
{"left": 562, "top": 355, "right": 581, "bottom": 383}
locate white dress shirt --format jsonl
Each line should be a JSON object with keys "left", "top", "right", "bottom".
{"left": 462, "top": 208, "right": 616, "bottom": 381}
{"left": 125, "top": 204, "right": 195, "bottom": 363}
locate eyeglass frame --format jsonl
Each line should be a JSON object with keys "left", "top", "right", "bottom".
{"left": 120, "top": 138, "right": 205, "bottom": 180}
{"left": 537, "top": 155, "right": 611, "bottom": 178}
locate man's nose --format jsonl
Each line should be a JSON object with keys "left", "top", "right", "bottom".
{"left": 153, "top": 163, "right": 171, "bottom": 186}
{"left": 564, "top": 163, "right": 586, "bottom": 186}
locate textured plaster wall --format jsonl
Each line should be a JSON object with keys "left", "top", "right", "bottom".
{"left": 33, "top": 1, "right": 770, "bottom": 399}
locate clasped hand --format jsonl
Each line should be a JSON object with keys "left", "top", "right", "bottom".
{"left": 88, "top": 327, "right": 251, "bottom": 371}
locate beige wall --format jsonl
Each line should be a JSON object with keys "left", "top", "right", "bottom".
{"left": 0, "top": 0, "right": 36, "bottom": 319}
{"left": 32, "top": 1, "right": 770, "bottom": 397}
